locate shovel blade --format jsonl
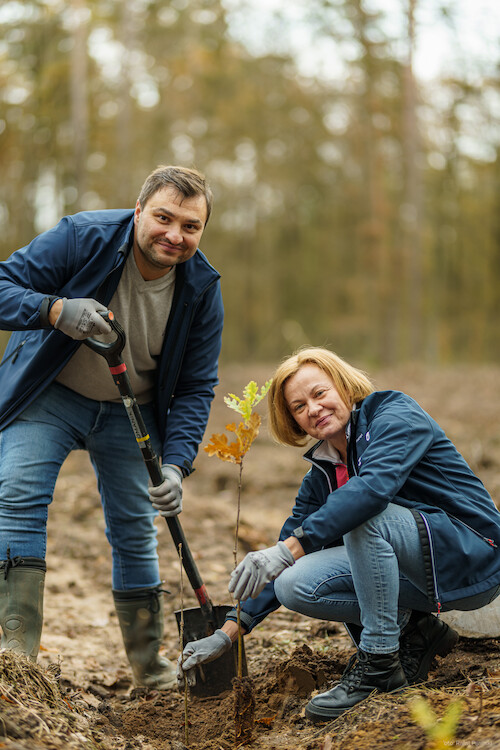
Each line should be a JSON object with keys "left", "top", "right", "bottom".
{"left": 175, "top": 604, "right": 247, "bottom": 697}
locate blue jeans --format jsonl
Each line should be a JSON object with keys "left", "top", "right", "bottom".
{"left": 0, "top": 382, "right": 162, "bottom": 590}
{"left": 274, "top": 503, "right": 494, "bottom": 653}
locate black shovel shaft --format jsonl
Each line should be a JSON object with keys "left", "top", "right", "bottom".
{"left": 84, "top": 314, "right": 215, "bottom": 628}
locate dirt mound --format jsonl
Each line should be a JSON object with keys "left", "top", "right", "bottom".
{"left": 120, "top": 644, "right": 339, "bottom": 747}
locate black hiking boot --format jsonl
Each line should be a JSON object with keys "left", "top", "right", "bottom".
{"left": 305, "top": 648, "right": 408, "bottom": 722}
{"left": 399, "top": 612, "right": 459, "bottom": 684}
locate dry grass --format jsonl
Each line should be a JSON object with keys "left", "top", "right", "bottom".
{"left": 0, "top": 650, "right": 99, "bottom": 749}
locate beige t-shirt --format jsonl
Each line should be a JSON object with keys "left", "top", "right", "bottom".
{"left": 56, "top": 251, "right": 176, "bottom": 403}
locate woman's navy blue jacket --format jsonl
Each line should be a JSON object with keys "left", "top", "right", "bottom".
{"left": 237, "top": 390, "right": 500, "bottom": 632}
{"left": 0, "top": 210, "right": 224, "bottom": 474}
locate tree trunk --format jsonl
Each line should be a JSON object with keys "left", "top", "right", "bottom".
{"left": 401, "top": 0, "right": 423, "bottom": 360}
{"left": 70, "top": 0, "right": 89, "bottom": 208}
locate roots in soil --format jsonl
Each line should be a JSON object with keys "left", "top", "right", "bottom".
{"left": 233, "top": 675, "right": 256, "bottom": 745}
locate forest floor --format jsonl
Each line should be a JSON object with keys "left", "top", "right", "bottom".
{"left": 2, "top": 363, "right": 500, "bottom": 750}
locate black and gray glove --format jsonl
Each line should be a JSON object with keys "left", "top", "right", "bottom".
{"left": 176, "top": 629, "right": 232, "bottom": 688}
{"left": 53, "top": 298, "right": 111, "bottom": 340}
{"left": 228, "top": 541, "right": 295, "bottom": 601}
{"left": 149, "top": 465, "right": 183, "bottom": 517}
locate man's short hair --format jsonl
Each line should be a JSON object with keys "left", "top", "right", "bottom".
{"left": 138, "top": 165, "right": 213, "bottom": 224}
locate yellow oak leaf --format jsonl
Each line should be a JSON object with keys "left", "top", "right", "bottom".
{"left": 204, "top": 430, "right": 242, "bottom": 463}
{"left": 204, "top": 414, "right": 262, "bottom": 464}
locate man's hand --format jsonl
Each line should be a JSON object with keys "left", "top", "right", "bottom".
{"left": 53, "top": 298, "right": 111, "bottom": 340}
{"left": 228, "top": 541, "right": 295, "bottom": 601}
{"left": 149, "top": 465, "right": 183, "bottom": 517}
{"left": 176, "top": 629, "right": 232, "bottom": 688}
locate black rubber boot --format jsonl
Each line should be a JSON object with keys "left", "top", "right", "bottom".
{"left": 399, "top": 612, "right": 459, "bottom": 684}
{"left": 305, "top": 649, "right": 408, "bottom": 722}
{"left": 113, "top": 586, "right": 176, "bottom": 690}
{"left": 0, "top": 553, "right": 46, "bottom": 661}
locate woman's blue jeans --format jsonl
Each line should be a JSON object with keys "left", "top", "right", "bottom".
{"left": 274, "top": 502, "right": 493, "bottom": 654}
{"left": 0, "top": 382, "right": 162, "bottom": 591}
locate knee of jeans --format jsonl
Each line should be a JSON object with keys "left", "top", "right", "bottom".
{"left": 345, "top": 511, "right": 389, "bottom": 544}
{"left": 344, "top": 522, "right": 369, "bottom": 546}
{"left": 106, "top": 520, "right": 158, "bottom": 558}
{"left": 274, "top": 566, "right": 300, "bottom": 610}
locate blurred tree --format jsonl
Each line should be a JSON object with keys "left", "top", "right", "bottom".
{"left": 302, "top": 0, "right": 406, "bottom": 362}
{"left": 0, "top": 1, "right": 66, "bottom": 246}
{"left": 400, "top": 0, "right": 423, "bottom": 361}
{"left": 70, "top": 0, "right": 90, "bottom": 207}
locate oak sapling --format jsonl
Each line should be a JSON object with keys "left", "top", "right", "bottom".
{"left": 204, "top": 379, "right": 272, "bottom": 744}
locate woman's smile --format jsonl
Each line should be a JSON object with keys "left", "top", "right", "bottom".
{"left": 284, "top": 363, "right": 351, "bottom": 452}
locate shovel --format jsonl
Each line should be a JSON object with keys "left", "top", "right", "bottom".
{"left": 84, "top": 312, "right": 246, "bottom": 696}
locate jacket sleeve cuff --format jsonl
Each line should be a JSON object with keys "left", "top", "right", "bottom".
{"left": 224, "top": 608, "right": 253, "bottom": 632}
{"left": 39, "top": 296, "right": 61, "bottom": 328}
{"left": 290, "top": 525, "right": 314, "bottom": 554}
{"left": 163, "top": 457, "right": 192, "bottom": 478}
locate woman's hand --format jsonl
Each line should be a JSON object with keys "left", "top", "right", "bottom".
{"left": 176, "top": 627, "right": 234, "bottom": 688}
{"left": 228, "top": 541, "right": 297, "bottom": 601}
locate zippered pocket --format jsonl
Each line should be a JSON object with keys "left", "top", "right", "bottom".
{"left": 0, "top": 339, "right": 26, "bottom": 367}
{"left": 447, "top": 512, "right": 498, "bottom": 548}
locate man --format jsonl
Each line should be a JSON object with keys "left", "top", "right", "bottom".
{"left": 0, "top": 165, "right": 223, "bottom": 690}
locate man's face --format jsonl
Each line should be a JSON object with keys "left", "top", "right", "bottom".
{"left": 133, "top": 186, "right": 207, "bottom": 280}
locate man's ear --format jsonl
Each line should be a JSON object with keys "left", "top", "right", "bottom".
{"left": 133, "top": 199, "right": 142, "bottom": 224}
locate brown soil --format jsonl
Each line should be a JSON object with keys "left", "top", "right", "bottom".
{"left": 2, "top": 363, "right": 500, "bottom": 750}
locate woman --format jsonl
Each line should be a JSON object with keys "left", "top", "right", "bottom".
{"left": 177, "top": 348, "right": 500, "bottom": 721}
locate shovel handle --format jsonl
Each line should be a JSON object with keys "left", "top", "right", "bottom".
{"left": 83, "top": 310, "right": 126, "bottom": 367}
{"left": 84, "top": 314, "right": 216, "bottom": 628}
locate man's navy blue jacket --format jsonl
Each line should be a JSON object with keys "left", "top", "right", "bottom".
{"left": 237, "top": 390, "right": 500, "bottom": 632}
{"left": 0, "top": 209, "right": 224, "bottom": 474}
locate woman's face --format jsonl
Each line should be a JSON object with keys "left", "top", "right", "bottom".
{"left": 284, "top": 364, "right": 352, "bottom": 446}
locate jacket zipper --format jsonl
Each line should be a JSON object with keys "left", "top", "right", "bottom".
{"left": 447, "top": 512, "right": 498, "bottom": 548}
{"left": 0, "top": 339, "right": 27, "bottom": 367}
{"left": 95, "top": 243, "right": 129, "bottom": 303}
{"left": 418, "top": 511, "right": 442, "bottom": 614}
{"left": 162, "top": 277, "right": 220, "bottom": 408}
{"left": 304, "top": 456, "right": 335, "bottom": 494}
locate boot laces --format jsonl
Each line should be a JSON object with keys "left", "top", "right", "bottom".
{"left": 399, "top": 625, "right": 423, "bottom": 676}
{"left": 0, "top": 548, "right": 23, "bottom": 580}
{"left": 341, "top": 651, "right": 370, "bottom": 691}
{"left": 147, "top": 585, "right": 170, "bottom": 613}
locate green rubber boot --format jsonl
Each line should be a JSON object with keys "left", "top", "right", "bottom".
{"left": 113, "top": 586, "right": 176, "bottom": 690}
{"left": 0, "top": 554, "right": 46, "bottom": 661}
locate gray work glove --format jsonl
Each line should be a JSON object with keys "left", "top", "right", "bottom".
{"left": 149, "top": 465, "right": 183, "bottom": 517}
{"left": 228, "top": 541, "right": 295, "bottom": 601}
{"left": 176, "top": 629, "right": 232, "bottom": 688}
{"left": 53, "top": 298, "right": 111, "bottom": 340}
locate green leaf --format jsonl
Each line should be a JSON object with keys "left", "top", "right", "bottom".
{"left": 223, "top": 379, "right": 273, "bottom": 422}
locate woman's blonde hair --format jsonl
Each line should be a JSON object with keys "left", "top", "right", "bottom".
{"left": 268, "top": 347, "right": 374, "bottom": 447}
